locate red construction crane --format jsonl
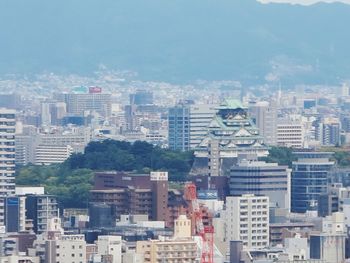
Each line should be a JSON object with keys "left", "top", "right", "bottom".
{"left": 184, "top": 183, "right": 214, "bottom": 263}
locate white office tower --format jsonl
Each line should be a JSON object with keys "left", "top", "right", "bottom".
{"left": 224, "top": 194, "right": 269, "bottom": 250}
{"left": 249, "top": 101, "right": 277, "bottom": 146}
{"left": 189, "top": 104, "right": 217, "bottom": 149}
{"left": 0, "top": 109, "right": 16, "bottom": 196}
{"left": 277, "top": 118, "right": 304, "bottom": 148}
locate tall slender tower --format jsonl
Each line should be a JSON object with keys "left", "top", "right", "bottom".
{"left": 0, "top": 108, "right": 16, "bottom": 196}
{"left": 0, "top": 108, "right": 16, "bottom": 227}
{"left": 150, "top": 172, "right": 168, "bottom": 222}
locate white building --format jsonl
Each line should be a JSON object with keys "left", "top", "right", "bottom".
{"left": 16, "top": 126, "right": 91, "bottom": 165}
{"left": 277, "top": 120, "right": 304, "bottom": 148}
{"left": 0, "top": 109, "right": 16, "bottom": 196}
{"left": 95, "top": 236, "right": 122, "bottom": 263}
{"left": 249, "top": 101, "right": 277, "bottom": 146}
{"left": 55, "top": 235, "right": 87, "bottom": 263}
{"left": 224, "top": 194, "right": 269, "bottom": 250}
{"left": 0, "top": 109, "right": 16, "bottom": 228}
{"left": 34, "top": 145, "right": 73, "bottom": 165}
{"left": 189, "top": 104, "right": 217, "bottom": 149}
{"left": 15, "top": 187, "right": 45, "bottom": 196}
{"left": 0, "top": 255, "right": 40, "bottom": 263}
{"left": 282, "top": 235, "right": 309, "bottom": 261}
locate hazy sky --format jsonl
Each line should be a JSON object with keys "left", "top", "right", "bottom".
{"left": 258, "top": 0, "right": 350, "bottom": 4}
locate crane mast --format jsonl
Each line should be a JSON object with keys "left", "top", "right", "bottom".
{"left": 184, "top": 183, "right": 214, "bottom": 263}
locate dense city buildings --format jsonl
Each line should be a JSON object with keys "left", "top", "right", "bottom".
{"left": 3, "top": 79, "right": 350, "bottom": 263}
{"left": 59, "top": 88, "right": 112, "bottom": 118}
{"left": 3, "top": 2, "right": 350, "bottom": 262}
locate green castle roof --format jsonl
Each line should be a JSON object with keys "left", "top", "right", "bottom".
{"left": 217, "top": 99, "right": 247, "bottom": 110}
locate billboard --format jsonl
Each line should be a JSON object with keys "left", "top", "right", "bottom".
{"left": 89, "top": 86, "right": 102, "bottom": 93}
{"left": 197, "top": 190, "right": 218, "bottom": 200}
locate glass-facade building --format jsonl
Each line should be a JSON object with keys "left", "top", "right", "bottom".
{"left": 168, "top": 105, "right": 190, "bottom": 151}
{"left": 291, "top": 152, "right": 334, "bottom": 213}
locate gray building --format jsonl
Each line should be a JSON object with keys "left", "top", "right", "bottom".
{"left": 315, "top": 119, "right": 340, "bottom": 146}
{"left": 229, "top": 159, "right": 291, "bottom": 211}
{"left": 291, "top": 152, "right": 335, "bottom": 213}
{"left": 63, "top": 91, "right": 111, "bottom": 118}
{"left": 249, "top": 101, "right": 277, "bottom": 146}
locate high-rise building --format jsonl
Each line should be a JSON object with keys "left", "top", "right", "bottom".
{"left": 224, "top": 194, "right": 269, "bottom": 249}
{"left": 189, "top": 104, "right": 217, "bottom": 149}
{"left": 25, "top": 195, "right": 59, "bottom": 234}
{"left": 291, "top": 152, "right": 335, "bottom": 213}
{"left": 249, "top": 101, "right": 277, "bottom": 146}
{"left": 229, "top": 159, "right": 291, "bottom": 211}
{"left": 168, "top": 103, "right": 190, "bottom": 151}
{"left": 150, "top": 172, "right": 168, "bottom": 222}
{"left": 4, "top": 196, "right": 26, "bottom": 233}
{"left": 0, "top": 109, "right": 16, "bottom": 197}
{"left": 193, "top": 99, "right": 268, "bottom": 177}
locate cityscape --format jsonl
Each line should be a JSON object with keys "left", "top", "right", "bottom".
{"left": 1, "top": 1, "right": 350, "bottom": 263}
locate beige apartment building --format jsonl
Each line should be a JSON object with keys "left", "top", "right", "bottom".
{"left": 136, "top": 215, "right": 198, "bottom": 263}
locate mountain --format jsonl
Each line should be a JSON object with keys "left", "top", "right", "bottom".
{"left": 0, "top": 0, "right": 350, "bottom": 84}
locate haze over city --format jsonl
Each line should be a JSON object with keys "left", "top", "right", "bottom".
{"left": 0, "top": 1, "right": 350, "bottom": 263}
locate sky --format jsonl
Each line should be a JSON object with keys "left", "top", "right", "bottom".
{"left": 258, "top": 0, "right": 350, "bottom": 4}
